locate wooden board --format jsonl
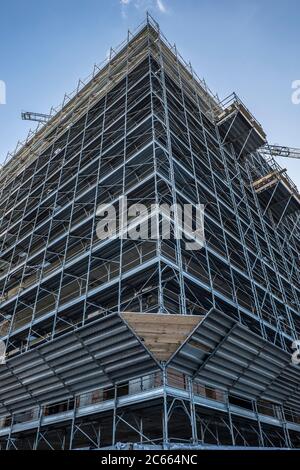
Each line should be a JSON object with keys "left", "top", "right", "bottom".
{"left": 121, "top": 312, "right": 203, "bottom": 362}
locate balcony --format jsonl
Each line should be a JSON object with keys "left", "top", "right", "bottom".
{"left": 217, "top": 93, "right": 267, "bottom": 158}
{"left": 253, "top": 168, "right": 300, "bottom": 222}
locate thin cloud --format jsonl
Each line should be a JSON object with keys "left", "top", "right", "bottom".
{"left": 120, "top": 0, "right": 132, "bottom": 18}
{"left": 120, "top": 0, "right": 168, "bottom": 17}
{"left": 156, "top": 0, "right": 166, "bottom": 13}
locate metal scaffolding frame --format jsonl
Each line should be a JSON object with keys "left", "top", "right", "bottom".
{"left": 0, "top": 14, "right": 299, "bottom": 449}
{"left": 1, "top": 368, "right": 300, "bottom": 449}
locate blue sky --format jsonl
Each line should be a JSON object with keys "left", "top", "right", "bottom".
{"left": 0, "top": 0, "right": 299, "bottom": 186}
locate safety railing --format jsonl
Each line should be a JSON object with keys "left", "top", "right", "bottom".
{"left": 1, "top": 371, "right": 299, "bottom": 431}
{"left": 217, "top": 92, "right": 264, "bottom": 131}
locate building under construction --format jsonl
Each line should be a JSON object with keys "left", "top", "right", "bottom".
{"left": 0, "top": 15, "right": 300, "bottom": 450}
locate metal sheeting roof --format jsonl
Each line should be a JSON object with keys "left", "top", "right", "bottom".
{"left": 217, "top": 106, "right": 266, "bottom": 157}
{"left": 0, "top": 313, "right": 160, "bottom": 414}
{"left": 255, "top": 177, "right": 300, "bottom": 222}
{"left": 169, "top": 308, "right": 300, "bottom": 411}
{"left": 1, "top": 308, "right": 300, "bottom": 417}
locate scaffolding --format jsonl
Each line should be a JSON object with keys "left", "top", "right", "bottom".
{"left": 0, "top": 14, "right": 299, "bottom": 449}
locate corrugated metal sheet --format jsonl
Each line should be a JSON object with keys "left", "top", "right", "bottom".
{"left": 0, "top": 313, "right": 160, "bottom": 414}
{"left": 169, "top": 308, "right": 300, "bottom": 410}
